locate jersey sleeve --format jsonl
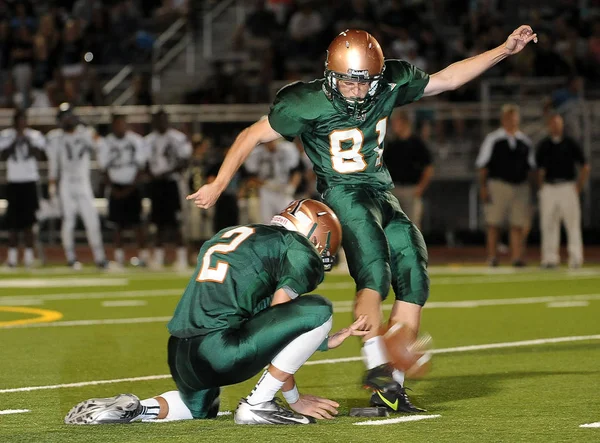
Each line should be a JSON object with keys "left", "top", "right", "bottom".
{"left": 384, "top": 60, "right": 430, "bottom": 106}
{"left": 96, "top": 136, "right": 109, "bottom": 170}
{"left": 28, "top": 129, "right": 46, "bottom": 151}
{"left": 268, "top": 82, "right": 311, "bottom": 141}
{"left": 276, "top": 235, "right": 324, "bottom": 296}
{"left": 133, "top": 133, "right": 149, "bottom": 167}
{"left": 173, "top": 130, "right": 192, "bottom": 160}
{"left": 45, "top": 130, "right": 61, "bottom": 180}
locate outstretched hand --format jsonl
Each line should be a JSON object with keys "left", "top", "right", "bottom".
{"left": 327, "top": 315, "right": 370, "bottom": 349}
{"left": 186, "top": 182, "right": 222, "bottom": 209}
{"left": 504, "top": 25, "right": 537, "bottom": 55}
{"left": 289, "top": 394, "right": 339, "bottom": 420}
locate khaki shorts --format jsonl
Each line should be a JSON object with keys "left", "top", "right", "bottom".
{"left": 392, "top": 185, "right": 424, "bottom": 229}
{"left": 484, "top": 179, "right": 530, "bottom": 228}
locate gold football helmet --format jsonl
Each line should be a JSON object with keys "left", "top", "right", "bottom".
{"left": 324, "top": 29, "right": 386, "bottom": 119}
{"left": 271, "top": 199, "right": 342, "bottom": 271}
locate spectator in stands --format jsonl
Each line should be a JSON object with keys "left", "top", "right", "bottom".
{"left": 131, "top": 73, "right": 154, "bottom": 106}
{"left": 72, "top": 0, "right": 102, "bottom": 29}
{"left": 536, "top": 113, "right": 589, "bottom": 269}
{"left": 60, "top": 19, "right": 85, "bottom": 95}
{"left": 10, "top": 24, "right": 34, "bottom": 108}
{"left": 476, "top": 104, "right": 535, "bottom": 267}
{"left": 207, "top": 146, "right": 242, "bottom": 233}
{"left": 0, "top": 109, "right": 46, "bottom": 268}
{"left": 33, "top": 14, "right": 60, "bottom": 97}
{"left": 10, "top": 1, "right": 36, "bottom": 32}
{"left": 333, "top": 0, "right": 377, "bottom": 34}
{"left": 286, "top": 0, "right": 324, "bottom": 59}
{"left": 383, "top": 110, "right": 434, "bottom": 231}
{"left": 379, "top": 0, "right": 423, "bottom": 42}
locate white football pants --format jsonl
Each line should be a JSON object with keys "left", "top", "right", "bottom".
{"left": 539, "top": 182, "right": 583, "bottom": 267}
{"left": 59, "top": 182, "right": 105, "bottom": 263}
{"left": 259, "top": 188, "right": 294, "bottom": 224}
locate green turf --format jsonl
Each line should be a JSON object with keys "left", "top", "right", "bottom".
{"left": 1, "top": 266, "right": 599, "bottom": 442}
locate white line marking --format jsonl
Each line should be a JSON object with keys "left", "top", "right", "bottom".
{"left": 580, "top": 422, "right": 600, "bottom": 428}
{"left": 0, "top": 299, "right": 44, "bottom": 306}
{"left": 3, "top": 294, "right": 600, "bottom": 329}
{"left": 101, "top": 300, "right": 147, "bottom": 308}
{"left": 0, "top": 409, "right": 30, "bottom": 415}
{"left": 2, "top": 334, "right": 598, "bottom": 395}
{"left": 0, "top": 289, "right": 182, "bottom": 303}
{"left": 547, "top": 301, "right": 590, "bottom": 308}
{"left": 0, "top": 278, "right": 128, "bottom": 288}
{"left": 353, "top": 414, "right": 441, "bottom": 426}
{"left": 1, "top": 316, "right": 173, "bottom": 329}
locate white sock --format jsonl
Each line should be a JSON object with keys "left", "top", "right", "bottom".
{"left": 392, "top": 369, "right": 405, "bottom": 386}
{"left": 160, "top": 390, "right": 193, "bottom": 420}
{"left": 139, "top": 398, "right": 161, "bottom": 420}
{"left": 23, "top": 248, "right": 34, "bottom": 267}
{"left": 153, "top": 247, "right": 165, "bottom": 266}
{"left": 7, "top": 248, "right": 17, "bottom": 266}
{"left": 246, "top": 371, "right": 285, "bottom": 406}
{"left": 64, "top": 246, "right": 76, "bottom": 263}
{"left": 91, "top": 244, "right": 105, "bottom": 264}
{"left": 362, "top": 336, "right": 389, "bottom": 370}
{"left": 271, "top": 316, "right": 333, "bottom": 374}
{"left": 115, "top": 248, "right": 125, "bottom": 265}
{"left": 139, "top": 248, "right": 150, "bottom": 264}
{"left": 176, "top": 247, "right": 187, "bottom": 267}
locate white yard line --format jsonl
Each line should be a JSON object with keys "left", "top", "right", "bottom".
{"left": 2, "top": 294, "right": 600, "bottom": 329}
{"left": 353, "top": 414, "right": 441, "bottom": 426}
{"left": 0, "top": 409, "right": 30, "bottom": 415}
{"left": 580, "top": 422, "right": 600, "bottom": 428}
{"left": 547, "top": 301, "right": 590, "bottom": 308}
{"left": 1, "top": 334, "right": 598, "bottom": 395}
{"left": 0, "top": 278, "right": 128, "bottom": 288}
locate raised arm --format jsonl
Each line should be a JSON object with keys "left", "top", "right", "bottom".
{"left": 423, "top": 25, "right": 537, "bottom": 97}
{"left": 187, "top": 117, "right": 282, "bottom": 209}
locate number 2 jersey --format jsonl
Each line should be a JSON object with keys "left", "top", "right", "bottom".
{"left": 168, "top": 224, "right": 324, "bottom": 338}
{"left": 268, "top": 59, "right": 430, "bottom": 194}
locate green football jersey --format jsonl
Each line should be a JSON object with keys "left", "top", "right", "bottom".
{"left": 268, "top": 60, "right": 429, "bottom": 194}
{"left": 168, "top": 224, "right": 324, "bottom": 338}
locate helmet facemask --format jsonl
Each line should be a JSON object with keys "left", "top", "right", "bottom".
{"left": 324, "top": 67, "right": 385, "bottom": 120}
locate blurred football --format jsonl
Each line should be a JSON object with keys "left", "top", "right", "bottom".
{"left": 382, "top": 322, "right": 432, "bottom": 379}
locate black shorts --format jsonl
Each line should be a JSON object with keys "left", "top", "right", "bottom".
{"left": 149, "top": 179, "right": 181, "bottom": 227}
{"left": 4, "top": 181, "right": 38, "bottom": 229}
{"left": 108, "top": 184, "right": 142, "bottom": 228}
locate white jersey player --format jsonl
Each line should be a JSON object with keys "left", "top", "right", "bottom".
{"left": 144, "top": 110, "right": 192, "bottom": 270}
{"left": 244, "top": 138, "right": 301, "bottom": 223}
{"left": 47, "top": 104, "right": 107, "bottom": 269}
{"left": 97, "top": 114, "right": 149, "bottom": 267}
{"left": 0, "top": 109, "right": 46, "bottom": 267}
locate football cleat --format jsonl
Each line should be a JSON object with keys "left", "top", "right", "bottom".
{"left": 234, "top": 398, "right": 315, "bottom": 425}
{"left": 64, "top": 394, "right": 143, "bottom": 424}
{"left": 363, "top": 364, "right": 426, "bottom": 414}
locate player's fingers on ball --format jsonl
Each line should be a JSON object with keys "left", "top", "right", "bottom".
{"left": 316, "top": 407, "right": 335, "bottom": 419}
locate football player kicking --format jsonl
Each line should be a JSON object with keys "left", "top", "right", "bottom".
{"left": 187, "top": 27, "right": 538, "bottom": 413}
{"left": 65, "top": 199, "right": 368, "bottom": 425}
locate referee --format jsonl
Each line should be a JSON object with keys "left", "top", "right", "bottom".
{"left": 476, "top": 104, "right": 535, "bottom": 267}
{"left": 536, "top": 113, "right": 589, "bottom": 269}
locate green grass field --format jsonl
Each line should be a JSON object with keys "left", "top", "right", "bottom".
{"left": 1, "top": 266, "right": 599, "bottom": 442}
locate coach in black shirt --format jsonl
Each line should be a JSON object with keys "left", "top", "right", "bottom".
{"left": 476, "top": 104, "right": 535, "bottom": 267}
{"left": 383, "top": 110, "right": 434, "bottom": 230}
{"left": 536, "top": 113, "right": 589, "bottom": 268}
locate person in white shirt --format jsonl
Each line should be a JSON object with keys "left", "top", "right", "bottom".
{"left": 244, "top": 138, "right": 301, "bottom": 223}
{"left": 47, "top": 103, "right": 107, "bottom": 269}
{"left": 97, "top": 114, "right": 149, "bottom": 267}
{"left": 144, "top": 110, "right": 192, "bottom": 270}
{"left": 0, "top": 109, "right": 46, "bottom": 267}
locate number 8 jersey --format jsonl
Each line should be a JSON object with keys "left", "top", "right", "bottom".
{"left": 268, "top": 60, "right": 429, "bottom": 194}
